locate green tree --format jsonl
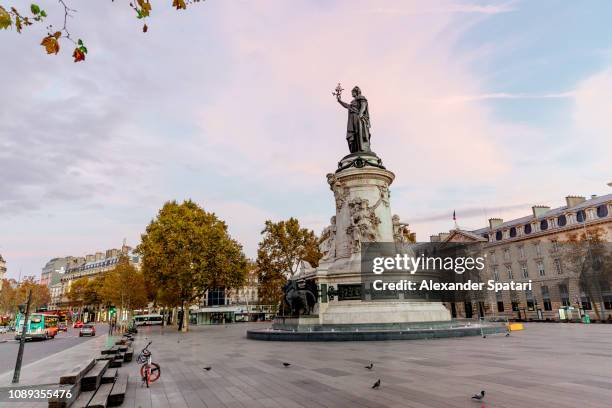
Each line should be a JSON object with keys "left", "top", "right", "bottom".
{"left": 137, "top": 200, "right": 248, "bottom": 332}
{"left": 256, "top": 218, "right": 322, "bottom": 306}
{"left": 100, "top": 256, "right": 148, "bottom": 328}
{"left": 66, "top": 276, "right": 88, "bottom": 309}
{"left": 0, "top": 1, "right": 205, "bottom": 62}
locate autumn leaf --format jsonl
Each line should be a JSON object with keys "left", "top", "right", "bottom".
{"left": 173, "top": 0, "right": 187, "bottom": 10}
{"left": 72, "top": 47, "right": 85, "bottom": 62}
{"left": 0, "top": 7, "right": 11, "bottom": 30}
{"left": 41, "top": 35, "right": 60, "bottom": 54}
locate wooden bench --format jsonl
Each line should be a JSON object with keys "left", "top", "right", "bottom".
{"left": 123, "top": 347, "right": 133, "bottom": 362}
{"left": 108, "top": 359, "right": 123, "bottom": 368}
{"left": 71, "top": 388, "right": 95, "bottom": 408}
{"left": 81, "top": 360, "right": 109, "bottom": 392}
{"left": 107, "top": 373, "right": 128, "bottom": 407}
{"left": 102, "top": 368, "right": 118, "bottom": 384}
{"left": 59, "top": 359, "right": 96, "bottom": 385}
{"left": 47, "top": 383, "right": 80, "bottom": 408}
{"left": 87, "top": 382, "right": 115, "bottom": 408}
{"left": 101, "top": 346, "right": 119, "bottom": 355}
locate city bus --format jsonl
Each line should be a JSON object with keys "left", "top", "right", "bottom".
{"left": 133, "top": 314, "right": 163, "bottom": 326}
{"left": 15, "top": 313, "right": 59, "bottom": 340}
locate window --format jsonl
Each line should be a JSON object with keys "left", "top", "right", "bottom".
{"left": 604, "top": 295, "right": 612, "bottom": 310}
{"left": 541, "top": 286, "right": 552, "bottom": 311}
{"left": 512, "top": 301, "right": 520, "bottom": 311}
{"left": 535, "top": 243, "right": 542, "bottom": 257}
{"left": 540, "top": 219, "right": 548, "bottom": 231}
{"left": 597, "top": 205, "right": 609, "bottom": 218}
{"left": 521, "top": 264, "right": 529, "bottom": 278}
{"left": 497, "top": 301, "right": 505, "bottom": 312}
{"left": 524, "top": 223, "right": 532, "bottom": 234}
{"left": 506, "top": 266, "right": 514, "bottom": 280}
{"left": 559, "top": 284, "right": 570, "bottom": 307}
{"left": 581, "top": 296, "right": 592, "bottom": 310}
{"left": 519, "top": 246, "right": 525, "bottom": 258}
{"left": 526, "top": 290, "right": 535, "bottom": 311}
{"left": 207, "top": 288, "right": 226, "bottom": 306}
{"left": 537, "top": 261, "right": 545, "bottom": 276}
{"left": 490, "top": 252, "right": 497, "bottom": 264}
{"left": 557, "top": 214, "right": 567, "bottom": 226}
{"left": 576, "top": 210, "right": 586, "bottom": 223}
{"left": 504, "top": 248, "right": 510, "bottom": 261}
{"left": 493, "top": 267, "right": 500, "bottom": 281}
{"left": 496, "top": 231, "right": 503, "bottom": 241}
{"left": 509, "top": 227, "right": 517, "bottom": 238}
{"left": 554, "top": 259, "right": 562, "bottom": 274}
{"left": 551, "top": 240, "right": 559, "bottom": 252}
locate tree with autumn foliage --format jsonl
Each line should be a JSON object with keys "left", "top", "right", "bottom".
{"left": 15, "top": 276, "right": 51, "bottom": 311}
{"left": 0, "top": 0, "right": 204, "bottom": 62}
{"left": 0, "top": 278, "right": 18, "bottom": 315}
{"left": 256, "top": 218, "right": 322, "bottom": 306}
{"left": 137, "top": 200, "right": 248, "bottom": 332}
{"left": 563, "top": 226, "right": 612, "bottom": 320}
{"left": 100, "top": 255, "right": 148, "bottom": 328}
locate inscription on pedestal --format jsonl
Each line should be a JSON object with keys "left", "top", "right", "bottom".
{"left": 338, "top": 284, "right": 362, "bottom": 301}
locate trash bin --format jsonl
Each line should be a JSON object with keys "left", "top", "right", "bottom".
{"left": 583, "top": 314, "right": 591, "bottom": 324}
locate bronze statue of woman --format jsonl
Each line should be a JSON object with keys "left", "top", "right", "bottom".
{"left": 336, "top": 86, "right": 371, "bottom": 153}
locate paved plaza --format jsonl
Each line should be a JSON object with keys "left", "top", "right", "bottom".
{"left": 2, "top": 322, "right": 612, "bottom": 407}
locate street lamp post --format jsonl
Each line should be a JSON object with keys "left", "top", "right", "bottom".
{"left": 12, "top": 289, "right": 32, "bottom": 384}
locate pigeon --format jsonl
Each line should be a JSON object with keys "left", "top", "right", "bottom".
{"left": 505, "top": 332, "right": 510, "bottom": 337}
{"left": 365, "top": 362, "right": 374, "bottom": 370}
{"left": 471, "top": 390, "right": 485, "bottom": 400}
{"left": 482, "top": 335, "right": 487, "bottom": 339}
{"left": 372, "top": 379, "right": 381, "bottom": 389}
{"left": 282, "top": 362, "right": 291, "bottom": 367}
{"left": 203, "top": 367, "right": 212, "bottom": 371}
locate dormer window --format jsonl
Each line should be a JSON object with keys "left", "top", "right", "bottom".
{"left": 509, "top": 227, "right": 517, "bottom": 238}
{"left": 576, "top": 210, "right": 586, "bottom": 223}
{"left": 495, "top": 231, "right": 503, "bottom": 241}
{"left": 540, "top": 219, "right": 548, "bottom": 231}
{"left": 597, "top": 205, "right": 608, "bottom": 218}
{"left": 524, "top": 223, "right": 532, "bottom": 234}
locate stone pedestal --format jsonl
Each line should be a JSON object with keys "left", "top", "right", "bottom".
{"left": 306, "top": 152, "right": 451, "bottom": 325}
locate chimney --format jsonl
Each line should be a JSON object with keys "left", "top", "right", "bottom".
{"left": 489, "top": 218, "right": 503, "bottom": 229}
{"left": 591, "top": 194, "right": 597, "bottom": 199}
{"left": 438, "top": 232, "right": 450, "bottom": 242}
{"left": 532, "top": 206, "right": 551, "bottom": 218}
{"left": 430, "top": 235, "right": 441, "bottom": 242}
{"left": 566, "top": 196, "right": 586, "bottom": 208}
{"left": 95, "top": 252, "right": 104, "bottom": 261}
{"left": 85, "top": 254, "right": 95, "bottom": 262}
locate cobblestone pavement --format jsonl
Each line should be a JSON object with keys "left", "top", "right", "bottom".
{"left": 122, "top": 323, "right": 612, "bottom": 408}
{"left": 2, "top": 322, "right": 612, "bottom": 407}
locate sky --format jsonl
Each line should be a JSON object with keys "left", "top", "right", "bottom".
{"left": 1, "top": 0, "right": 612, "bottom": 279}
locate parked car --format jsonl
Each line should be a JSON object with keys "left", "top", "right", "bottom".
{"left": 79, "top": 324, "right": 96, "bottom": 337}
{"left": 73, "top": 321, "right": 84, "bottom": 329}
{"left": 58, "top": 323, "right": 68, "bottom": 332}
{"left": 0, "top": 326, "right": 9, "bottom": 334}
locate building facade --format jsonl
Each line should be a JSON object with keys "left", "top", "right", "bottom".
{"left": 434, "top": 194, "right": 612, "bottom": 322}
{"left": 50, "top": 244, "right": 141, "bottom": 309}
{"left": 191, "top": 269, "right": 276, "bottom": 324}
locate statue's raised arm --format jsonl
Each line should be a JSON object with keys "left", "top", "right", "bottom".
{"left": 333, "top": 84, "right": 372, "bottom": 154}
